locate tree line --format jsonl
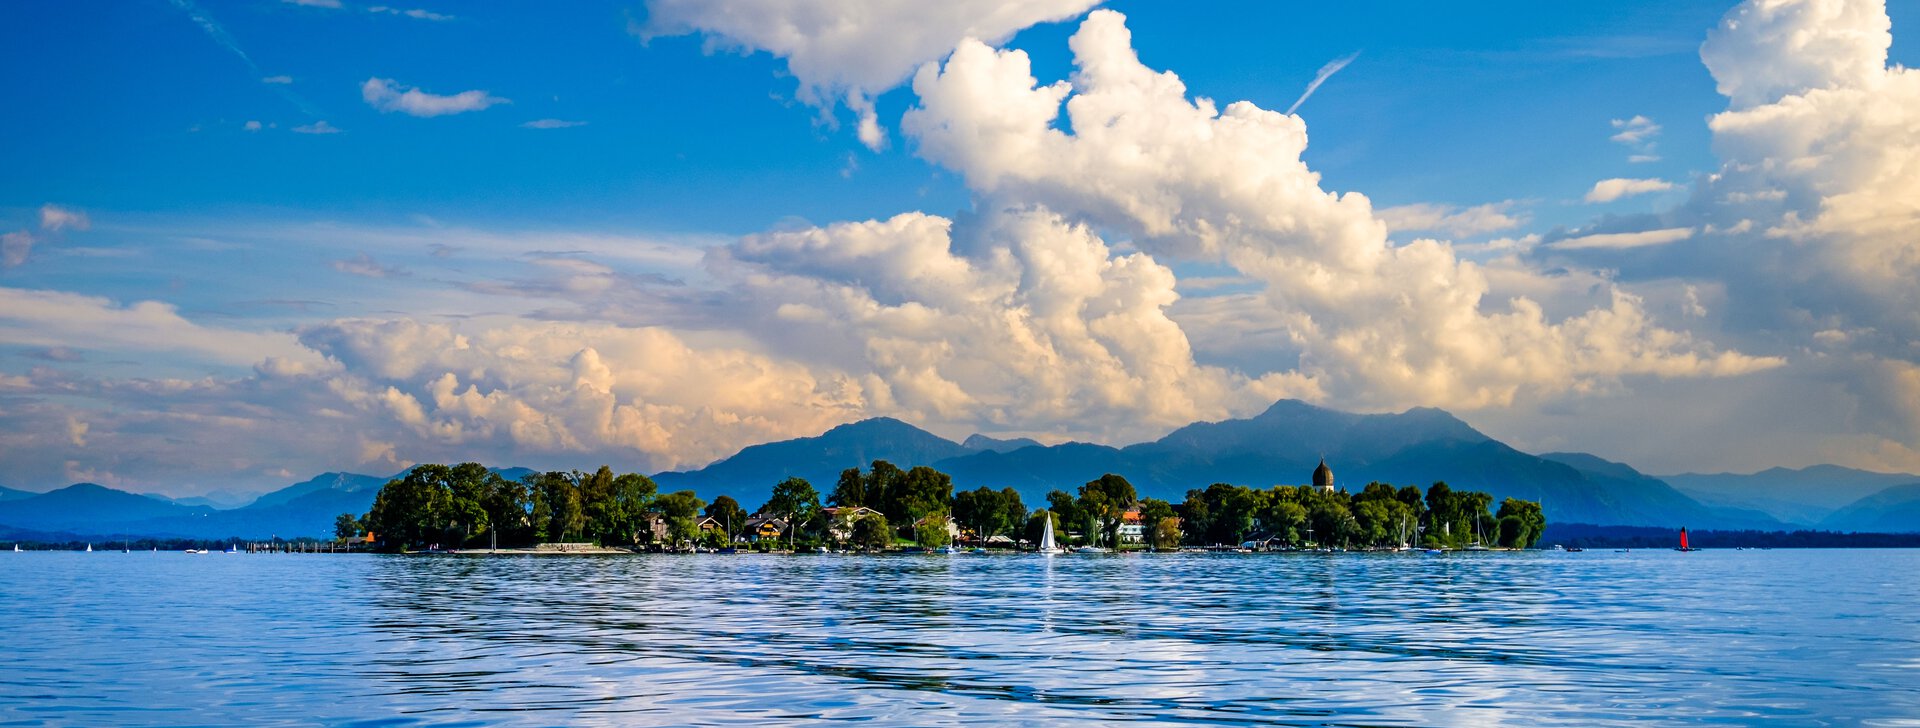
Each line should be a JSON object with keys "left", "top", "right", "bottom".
{"left": 346, "top": 461, "right": 1545, "bottom": 551}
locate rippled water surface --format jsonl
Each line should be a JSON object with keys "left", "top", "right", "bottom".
{"left": 3, "top": 549, "right": 1918, "bottom": 726}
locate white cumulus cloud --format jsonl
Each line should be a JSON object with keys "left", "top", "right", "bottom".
{"left": 1585, "top": 177, "right": 1677, "bottom": 203}
{"left": 639, "top": 0, "right": 1099, "bottom": 151}
{"left": 903, "top": 10, "right": 1777, "bottom": 410}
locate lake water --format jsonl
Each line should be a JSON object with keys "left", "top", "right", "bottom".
{"left": 2, "top": 549, "right": 1917, "bottom": 726}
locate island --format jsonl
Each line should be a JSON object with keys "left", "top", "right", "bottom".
{"left": 347, "top": 460, "right": 1545, "bottom": 554}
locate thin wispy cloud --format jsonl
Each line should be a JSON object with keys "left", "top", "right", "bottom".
{"left": 1287, "top": 51, "right": 1360, "bottom": 115}
{"left": 1610, "top": 115, "right": 1661, "bottom": 162}
{"left": 362, "top": 78, "right": 508, "bottom": 117}
{"left": 368, "top": 6, "right": 454, "bottom": 21}
{"left": 292, "top": 120, "right": 342, "bottom": 134}
{"left": 1550, "top": 226, "right": 1693, "bottom": 250}
{"left": 167, "top": 0, "right": 319, "bottom": 116}
{"left": 522, "top": 119, "right": 588, "bottom": 129}
{"left": 332, "top": 252, "right": 408, "bottom": 278}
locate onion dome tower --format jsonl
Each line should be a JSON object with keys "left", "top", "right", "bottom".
{"left": 1312, "top": 458, "right": 1334, "bottom": 493}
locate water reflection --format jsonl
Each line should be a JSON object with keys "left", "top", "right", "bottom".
{"left": 2, "top": 550, "right": 1917, "bottom": 725}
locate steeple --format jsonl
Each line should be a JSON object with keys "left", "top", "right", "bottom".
{"left": 1312, "top": 458, "right": 1334, "bottom": 492}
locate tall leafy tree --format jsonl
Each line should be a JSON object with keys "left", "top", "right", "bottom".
{"left": 334, "top": 513, "right": 362, "bottom": 540}
{"left": 704, "top": 495, "right": 747, "bottom": 540}
{"left": 1077, "top": 473, "right": 1138, "bottom": 548}
{"left": 655, "top": 490, "right": 706, "bottom": 546}
{"left": 852, "top": 513, "right": 892, "bottom": 552}
{"left": 1495, "top": 498, "right": 1546, "bottom": 548}
{"left": 762, "top": 477, "right": 820, "bottom": 549}
{"left": 828, "top": 467, "right": 866, "bottom": 507}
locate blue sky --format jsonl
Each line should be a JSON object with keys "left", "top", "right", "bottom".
{"left": 4, "top": 0, "right": 1919, "bottom": 495}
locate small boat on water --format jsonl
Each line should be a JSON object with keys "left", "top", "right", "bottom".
{"left": 1037, "top": 509, "right": 1063, "bottom": 555}
{"left": 1074, "top": 546, "right": 1108, "bottom": 554}
{"left": 1423, "top": 548, "right": 1444, "bottom": 555}
{"left": 1565, "top": 546, "right": 1586, "bottom": 552}
{"left": 970, "top": 547, "right": 988, "bottom": 554}
{"left": 12, "top": 544, "right": 19, "bottom": 553}
{"left": 939, "top": 545, "right": 961, "bottom": 554}
{"left": 1675, "top": 527, "right": 1700, "bottom": 552}
{"left": 85, "top": 543, "right": 92, "bottom": 552}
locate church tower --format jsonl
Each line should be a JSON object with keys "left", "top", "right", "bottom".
{"left": 1312, "top": 458, "right": 1334, "bottom": 494}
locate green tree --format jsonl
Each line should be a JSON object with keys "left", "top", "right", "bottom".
{"left": 1151, "top": 517, "right": 1183, "bottom": 550}
{"left": 763, "top": 477, "right": 820, "bottom": 549}
{"left": 704, "top": 495, "right": 747, "bottom": 541}
{"left": 1132, "top": 498, "right": 1175, "bottom": 548}
{"left": 996, "top": 488, "right": 1026, "bottom": 541}
{"left": 363, "top": 468, "right": 451, "bottom": 549}
{"left": 852, "top": 513, "right": 892, "bottom": 552}
{"left": 1495, "top": 498, "right": 1546, "bottom": 548}
{"left": 606, "top": 472, "right": 660, "bottom": 545}
{"left": 914, "top": 509, "right": 954, "bottom": 547}
{"left": 1077, "top": 473, "right": 1138, "bottom": 548}
{"left": 953, "top": 486, "right": 1022, "bottom": 543}
{"left": 828, "top": 467, "right": 867, "bottom": 507}
{"left": 529, "top": 471, "right": 585, "bottom": 543}
{"left": 1045, "top": 490, "right": 1079, "bottom": 542}
{"left": 654, "top": 490, "right": 706, "bottom": 547}
{"left": 481, "top": 473, "right": 533, "bottom": 546}
{"left": 334, "top": 513, "right": 362, "bottom": 540}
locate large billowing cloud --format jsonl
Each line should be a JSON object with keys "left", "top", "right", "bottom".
{"left": 903, "top": 10, "right": 1777, "bottom": 410}
{"left": 709, "top": 209, "right": 1311, "bottom": 433}
{"left": 16, "top": 0, "right": 1913, "bottom": 492}
{"left": 638, "top": 0, "right": 1099, "bottom": 149}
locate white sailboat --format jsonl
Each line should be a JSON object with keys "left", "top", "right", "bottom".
{"left": 85, "top": 543, "right": 92, "bottom": 552}
{"left": 1037, "top": 509, "right": 1062, "bottom": 554}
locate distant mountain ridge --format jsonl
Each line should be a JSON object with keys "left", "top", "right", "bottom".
{"left": 652, "top": 400, "right": 1796, "bottom": 529}
{"left": 9, "top": 401, "right": 1918, "bottom": 538}
{"left": 0, "top": 466, "right": 534, "bottom": 540}
{"left": 1819, "top": 483, "right": 1920, "bottom": 533}
{"left": 1659, "top": 465, "right": 1920, "bottom": 525}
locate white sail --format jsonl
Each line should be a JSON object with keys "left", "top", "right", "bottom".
{"left": 1039, "top": 510, "right": 1059, "bottom": 553}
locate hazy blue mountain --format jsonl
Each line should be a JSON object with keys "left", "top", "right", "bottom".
{"left": 0, "top": 484, "right": 213, "bottom": 534}
{"left": 144, "top": 489, "right": 257, "bottom": 510}
{"left": 1659, "top": 465, "right": 1920, "bottom": 525}
{"left": 1537, "top": 453, "right": 1784, "bottom": 530}
{"left": 247, "top": 472, "right": 390, "bottom": 509}
{"left": 962, "top": 434, "right": 1045, "bottom": 453}
{"left": 0, "top": 485, "right": 37, "bottom": 502}
{"left": 1819, "top": 483, "right": 1920, "bottom": 533}
{"left": 937, "top": 442, "right": 1132, "bottom": 493}
{"left": 653, "top": 399, "right": 1760, "bottom": 527}
{"left": 652, "top": 417, "right": 977, "bottom": 504}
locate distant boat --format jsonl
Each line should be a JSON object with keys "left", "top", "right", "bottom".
{"left": 85, "top": 543, "right": 92, "bottom": 552}
{"left": 1424, "top": 548, "right": 1444, "bottom": 555}
{"left": 970, "top": 547, "right": 988, "bottom": 554}
{"left": 1565, "top": 546, "right": 1585, "bottom": 553}
{"left": 224, "top": 544, "right": 238, "bottom": 554}
{"left": 1075, "top": 546, "right": 1108, "bottom": 554}
{"left": 12, "top": 544, "right": 19, "bottom": 553}
{"left": 939, "top": 545, "right": 961, "bottom": 554}
{"left": 1676, "top": 527, "right": 1700, "bottom": 552}
{"left": 1037, "top": 509, "right": 1062, "bottom": 554}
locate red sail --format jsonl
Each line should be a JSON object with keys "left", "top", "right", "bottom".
{"left": 1679, "top": 528, "right": 1690, "bottom": 550}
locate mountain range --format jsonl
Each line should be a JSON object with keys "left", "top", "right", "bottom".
{"left": 6, "top": 400, "right": 1918, "bottom": 539}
